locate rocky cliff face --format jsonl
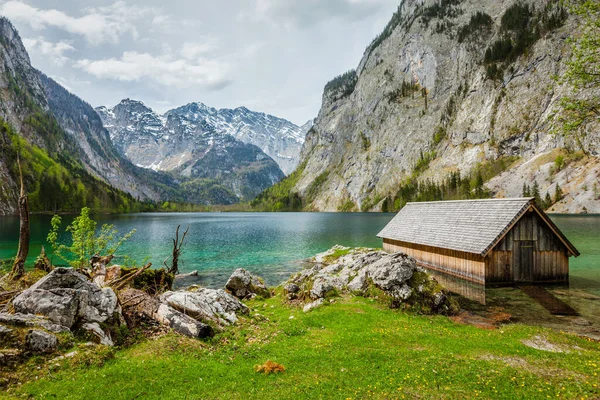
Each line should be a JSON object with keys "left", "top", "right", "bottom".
{"left": 97, "top": 99, "right": 286, "bottom": 202}
{"left": 0, "top": 17, "right": 44, "bottom": 214}
{"left": 292, "top": 0, "right": 599, "bottom": 213}
{"left": 98, "top": 100, "right": 308, "bottom": 175}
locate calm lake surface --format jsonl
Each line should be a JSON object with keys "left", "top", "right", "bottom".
{"left": 0, "top": 213, "right": 392, "bottom": 287}
{"left": 0, "top": 213, "right": 599, "bottom": 292}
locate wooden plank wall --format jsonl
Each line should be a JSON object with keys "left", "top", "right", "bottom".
{"left": 383, "top": 239, "right": 486, "bottom": 284}
{"left": 486, "top": 211, "right": 569, "bottom": 283}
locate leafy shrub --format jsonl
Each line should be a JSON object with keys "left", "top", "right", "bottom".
{"left": 47, "top": 207, "right": 136, "bottom": 269}
{"left": 414, "top": 151, "right": 437, "bottom": 174}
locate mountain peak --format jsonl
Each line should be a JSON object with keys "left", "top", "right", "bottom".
{"left": 99, "top": 98, "right": 306, "bottom": 174}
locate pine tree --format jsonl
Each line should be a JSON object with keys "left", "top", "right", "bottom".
{"left": 554, "top": 183, "right": 564, "bottom": 203}
{"left": 544, "top": 192, "right": 553, "bottom": 209}
{"left": 522, "top": 182, "right": 531, "bottom": 197}
{"left": 532, "top": 180, "right": 541, "bottom": 204}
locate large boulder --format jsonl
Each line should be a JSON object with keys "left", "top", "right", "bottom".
{"left": 287, "top": 247, "right": 459, "bottom": 315}
{"left": 225, "top": 268, "right": 270, "bottom": 299}
{"left": 12, "top": 268, "right": 118, "bottom": 328}
{"left": 364, "top": 253, "right": 417, "bottom": 300}
{"left": 118, "top": 289, "right": 214, "bottom": 339}
{"left": 161, "top": 289, "right": 249, "bottom": 326}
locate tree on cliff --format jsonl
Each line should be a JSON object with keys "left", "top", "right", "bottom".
{"left": 556, "top": 0, "right": 599, "bottom": 153}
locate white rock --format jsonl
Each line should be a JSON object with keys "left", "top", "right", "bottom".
{"left": 303, "top": 298, "right": 324, "bottom": 313}
{"left": 161, "top": 288, "right": 249, "bottom": 326}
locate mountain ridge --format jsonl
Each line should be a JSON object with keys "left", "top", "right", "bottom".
{"left": 271, "top": 0, "right": 599, "bottom": 213}
{"left": 97, "top": 99, "right": 311, "bottom": 175}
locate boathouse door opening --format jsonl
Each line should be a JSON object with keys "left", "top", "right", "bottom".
{"left": 517, "top": 240, "right": 534, "bottom": 282}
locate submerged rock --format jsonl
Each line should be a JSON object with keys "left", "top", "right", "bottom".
{"left": 161, "top": 289, "right": 249, "bottom": 326}
{"left": 225, "top": 268, "right": 270, "bottom": 299}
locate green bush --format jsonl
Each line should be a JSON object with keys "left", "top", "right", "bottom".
{"left": 47, "top": 207, "right": 136, "bottom": 269}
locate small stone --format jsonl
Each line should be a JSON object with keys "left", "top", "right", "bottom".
{"left": 303, "top": 298, "right": 325, "bottom": 313}
{"left": 81, "top": 322, "right": 114, "bottom": 346}
{"left": 284, "top": 283, "right": 300, "bottom": 294}
{"left": 0, "top": 324, "right": 12, "bottom": 335}
{"left": 225, "top": 268, "right": 270, "bottom": 299}
{"left": 25, "top": 330, "right": 58, "bottom": 354}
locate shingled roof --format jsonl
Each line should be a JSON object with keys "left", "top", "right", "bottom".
{"left": 377, "top": 198, "right": 579, "bottom": 256}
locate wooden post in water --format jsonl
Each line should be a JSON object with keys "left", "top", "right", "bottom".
{"left": 11, "top": 154, "right": 30, "bottom": 280}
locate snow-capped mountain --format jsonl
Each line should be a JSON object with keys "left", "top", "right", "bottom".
{"left": 97, "top": 100, "right": 308, "bottom": 175}
{"left": 96, "top": 99, "right": 285, "bottom": 202}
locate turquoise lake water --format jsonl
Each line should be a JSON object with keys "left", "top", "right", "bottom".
{"left": 0, "top": 213, "right": 598, "bottom": 291}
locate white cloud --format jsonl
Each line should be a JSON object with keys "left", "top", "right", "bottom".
{"left": 0, "top": 1, "right": 165, "bottom": 45}
{"left": 74, "top": 51, "right": 231, "bottom": 90}
{"left": 22, "top": 37, "right": 75, "bottom": 66}
{"left": 181, "top": 40, "right": 218, "bottom": 60}
{"left": 252, "top": 0, "right": 389, "bottom": 28}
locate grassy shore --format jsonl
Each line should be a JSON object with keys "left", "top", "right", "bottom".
{"left": 6, "top": 293, "right": 599, "bottom": 399}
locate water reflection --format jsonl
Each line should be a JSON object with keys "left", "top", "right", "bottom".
{"left": 426, "top": 269, "right": 487, "bottom": 304}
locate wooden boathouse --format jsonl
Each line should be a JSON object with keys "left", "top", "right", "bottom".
{"left": 377, "top": 198, "right": 579, "bottom": 286}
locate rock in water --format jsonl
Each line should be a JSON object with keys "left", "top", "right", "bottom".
{"left": 25, "top": 330, "right": 58, "bottom": 353}
{"left": 13, "top": 268, "right": 118, "bottom": 328}
{"left": 225, "top": 268, "right": 271, "bottom": 299}
{"left": 161, "top": 289, "right": 249, "bottom": 326}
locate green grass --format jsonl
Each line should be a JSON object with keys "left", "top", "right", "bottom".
{"left": 322, "top": 248, "right": 353, "bottom": 264}
{"left": 7, "top": 296, "right": 600, "bottom": 399}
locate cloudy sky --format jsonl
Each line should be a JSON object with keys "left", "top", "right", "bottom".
{"left": 0, "top": 0, "right": 399, "bottom": 125}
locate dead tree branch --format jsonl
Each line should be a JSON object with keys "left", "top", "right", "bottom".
{"left": 164, "top": 225, "right": 189, "bottom": 275}
{"left": 107, "top": 262, "right": 152, "bottom": 291}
